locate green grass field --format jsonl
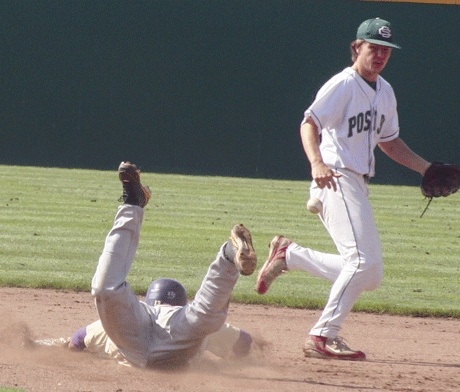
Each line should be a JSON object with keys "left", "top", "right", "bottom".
{"left": 0, "top": 388, "right": 25, "bottom": 392}
{"left": 1, "top": 165, "right": 459, "bottom": 317}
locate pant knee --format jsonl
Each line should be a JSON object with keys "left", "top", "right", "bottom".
{"left": 91, "top": 284, "right": 125, "bottom": 302}
{"left": 363, "top": 263, "right": 383, "bottom": 291}
{"left": 91, "top": 286, "right": 110, "bottom": 302}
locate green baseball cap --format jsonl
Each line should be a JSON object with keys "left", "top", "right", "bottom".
{"left": 356, "top": 18, "right": 401, "bottom": 49}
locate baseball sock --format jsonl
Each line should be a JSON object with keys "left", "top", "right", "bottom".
{"left": 223, "top": 241, "right": 236, "bottom": 264}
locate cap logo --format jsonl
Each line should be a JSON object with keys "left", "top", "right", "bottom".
{"left": 378, "top": 26, "right": 392, "bottom": 39}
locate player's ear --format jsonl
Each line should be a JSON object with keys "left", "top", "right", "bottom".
{"left": 354, "top": 42, "right": 362, "bottom": 54}
{"left": 350, "top": 40, "right": 362, "bottom": 63}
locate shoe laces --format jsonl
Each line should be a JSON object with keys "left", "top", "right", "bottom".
{"left": 328, "top": 336, "right": 352, "bottom": 351}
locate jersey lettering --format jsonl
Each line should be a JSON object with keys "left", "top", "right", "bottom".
{"left": 348, "top": 110, "right": 385, "bottom": 137}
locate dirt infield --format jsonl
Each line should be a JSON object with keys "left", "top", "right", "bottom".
{"left": 0, "top": 287, "right": 459, "bottom": 392}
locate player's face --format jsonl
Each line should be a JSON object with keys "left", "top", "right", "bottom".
{"left": 354, "top": 42, "right": 392, "bottom": 81}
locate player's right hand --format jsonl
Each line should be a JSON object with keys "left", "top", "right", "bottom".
{"left": 311, "top": 163, "right": 341, "bottom": 192}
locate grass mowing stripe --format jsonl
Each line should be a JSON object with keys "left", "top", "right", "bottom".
{"left": 1, "top": 165, "right": 459, "bottom": 317}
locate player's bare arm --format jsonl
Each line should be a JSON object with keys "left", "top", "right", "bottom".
{"left": 378, "top": 137, "right": 430, "bottom": 176}
{"left": 300, "top": 117, "right": 341, "bottom": 191}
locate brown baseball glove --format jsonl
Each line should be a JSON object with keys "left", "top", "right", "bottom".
{"left": 421, "top": 162, "right": 460, "bottom": 198}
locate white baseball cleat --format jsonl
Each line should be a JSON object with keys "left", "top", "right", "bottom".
{"left": 303, "top": 335, "right": 366, "bottom": 361}
{"left": 229, "top": 224, "right": 257, "bottom": 276}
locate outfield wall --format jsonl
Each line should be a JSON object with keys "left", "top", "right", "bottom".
{"left": 1, "top": 1, "right": 458, "bottom": 185}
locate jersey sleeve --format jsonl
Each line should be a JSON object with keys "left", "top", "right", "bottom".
{"left": 83, "top": 320, "right": 110, "bottom": 353}
{"left": 83, "top": 320, "right": 119, "bottom": 357}
{"left": 303, "top": 74, "right": 350, "bottom": 133}
{"left": 83, "top": 320, "right": 132, "bottom": 366}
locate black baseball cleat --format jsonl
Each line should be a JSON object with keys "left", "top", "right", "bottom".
{"left": 118, "top": 161, "right": 151, "bottom": 208}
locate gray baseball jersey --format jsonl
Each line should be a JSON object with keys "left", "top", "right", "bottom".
{"left": 91, "top": 205, "right": 242, "bottom": 367}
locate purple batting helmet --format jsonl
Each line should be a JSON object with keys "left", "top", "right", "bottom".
{"left": 145, "top": 278, "right": 187, "bottom": 307}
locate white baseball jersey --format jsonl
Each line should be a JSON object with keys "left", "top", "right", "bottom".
{"left": 286, "top": 66, "right": 403, "bottom": 339}
{"left": 303, "top": 67, "right": 399, "bottom": 177}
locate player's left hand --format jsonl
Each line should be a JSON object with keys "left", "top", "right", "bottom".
{"left": 421, "top": 162, "right": 460, "bottom": 198}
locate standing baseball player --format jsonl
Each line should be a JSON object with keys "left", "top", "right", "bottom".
{"left": 80, "top": 161, "right": 257, "bottom": 368}
{"left": 256, "top": 18, "right": 434, "bottom": 360}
